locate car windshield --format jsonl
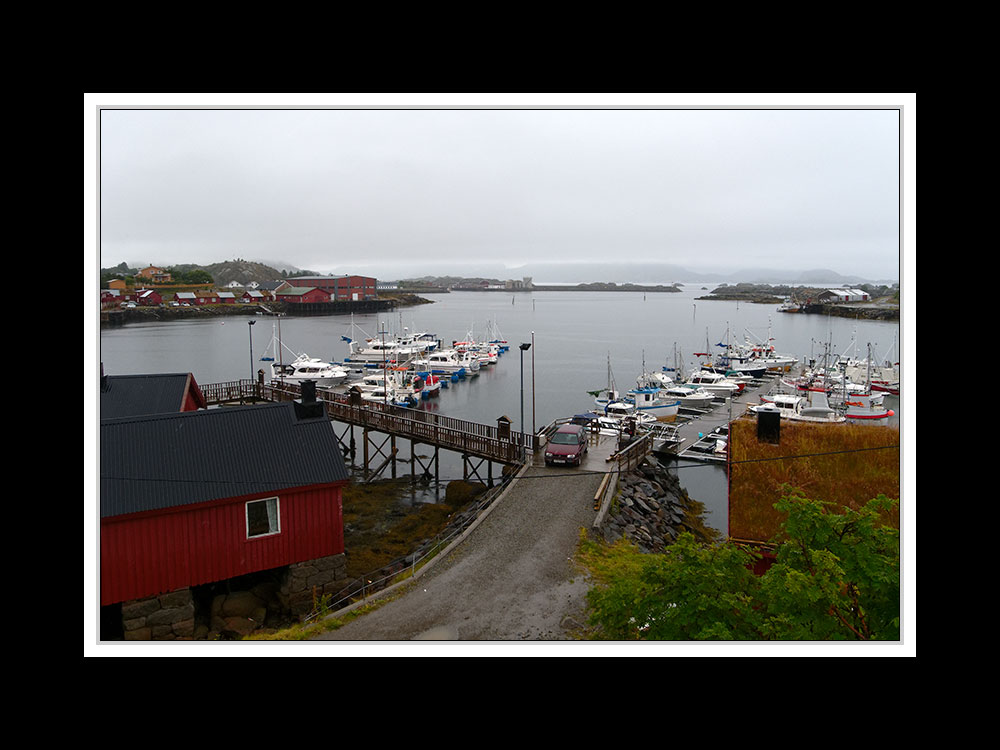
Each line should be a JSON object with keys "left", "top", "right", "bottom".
{"left": 550, "top": 432, "right": 581, "bottom": 445}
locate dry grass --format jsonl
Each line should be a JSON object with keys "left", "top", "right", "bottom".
{"left": 728, "top": 417, "right": 900, "bottom": 543}
{"left": 341, "top": 479, "right": 481, "bottom": 578}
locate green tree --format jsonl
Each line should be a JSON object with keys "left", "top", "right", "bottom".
{"left": 580, "top": 489, "right": 899, "bottom": 641}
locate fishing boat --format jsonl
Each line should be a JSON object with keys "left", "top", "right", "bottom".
{"left": 842, "top": 393, "right": 895, "bottom": 422}
{"left": 624, "top": 384, "right": 681, "bottom": 422}
{"left": 697, "top": 328, "right": 768, "bottom": 379}
{"left": 753, "top": 393, "right": 846, "bottom": 423}
{"left": 743, "top": 323, "right": 798, "bottom": 372}
{"left": 838, "top": 340, "right": 900, "bottom": 396}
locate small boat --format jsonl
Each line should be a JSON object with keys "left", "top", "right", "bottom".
{"left": 624, "top": 385, "right": 680, "bottom": 422}
{"left": 842, "top": 393, "right": 895, "bottom": 422}
{"left": 659, "top": 382, "right": 717, "bottom": 409}
{"left": 360, "top": 383, "right": 419, "bottom": 408}
{"left": 679, "top": 425, "right": 729, "bottom": 462}
{"left": 271, "top": 354, "right": 350, "bottom": 387}
{"left": 412, "top": 349, "right": 467, "bottom": 374}
{"left": 416, "top": 373, "right": 442, "bottom": 399}
{"left": 600, "top": 399, "right": 658, "bottom": 427}
{"left": 695, "top": 334, "right": 767, "bottom": 380}
{"left": 686, "top": 370, "right": 744, "bottom": 396}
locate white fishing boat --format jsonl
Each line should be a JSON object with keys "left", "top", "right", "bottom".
{"left": 743, "top": 323, "right": 798, "bottom": 372}
{"left": 838, "top": 339, "right": 900, "bottom": 396}
{"left": 271, "top": 354, "right": 350, "bottom": 387}
{"left": 624, "top": 384, "right": 680, "bottom": 422}
{"left": 753, "top": 393, "right": 846, "bottom": 423}
{"left": 697, "top": 328, "right": 769, "bottom": 380}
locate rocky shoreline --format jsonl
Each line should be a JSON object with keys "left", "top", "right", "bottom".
{"left": 600, "top": 459, "right": 720, "bottom": 552}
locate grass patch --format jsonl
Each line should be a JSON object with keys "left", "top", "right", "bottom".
{"left": 341, "top": 479, "right": 483, "bottom": 579}
{"left": 728, "top": 417, "right": 900, "bottom": 542}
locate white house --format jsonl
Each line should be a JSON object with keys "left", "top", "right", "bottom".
{"left": 816, "top": 288, "right": 870, "bottom": 303}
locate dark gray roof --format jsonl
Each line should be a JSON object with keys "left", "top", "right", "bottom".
{"left": 100, "top": 402, "right": 350, "bottom": 518}
{"left": 100, "top": 373, "right": 204, "bottom": 419}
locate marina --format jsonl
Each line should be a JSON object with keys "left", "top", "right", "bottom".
{"left": 100, "top": 287, "right": 902, "bottom": 536}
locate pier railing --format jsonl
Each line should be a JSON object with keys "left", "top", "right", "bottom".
{"left": 201, "top": 379, "right": 535, "bottom": 464}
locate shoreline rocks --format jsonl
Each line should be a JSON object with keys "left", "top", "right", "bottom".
{"left": 600, "top": 459, "right": 719, "bottom": 552}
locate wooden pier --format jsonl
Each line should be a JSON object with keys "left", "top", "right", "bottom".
{"left": 201, "top": 378, "right": 536, "bottom": 484}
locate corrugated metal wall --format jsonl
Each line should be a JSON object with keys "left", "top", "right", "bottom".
{"left": 100, "top": 484, "right": 344, "bottom": 606}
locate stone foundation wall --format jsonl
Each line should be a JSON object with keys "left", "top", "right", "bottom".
{"left": 118, "top": 552, "right": 349, "bottom": 640}
{"left": 278, "top": 553, "right": 349, "bottom": 617}
{"left": 122, "top": 589, "right": 195, "bottom": 641}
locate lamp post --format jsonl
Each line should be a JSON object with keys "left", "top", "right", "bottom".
{"left": 519, "top": 342, "right": 531, "bottom": 459}
{"left": 248, "top": 319, "right": 256, "bottom": 380}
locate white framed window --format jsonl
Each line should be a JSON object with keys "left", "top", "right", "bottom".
{"left": 246, "top": 497, "right": 280, "bottom": 538}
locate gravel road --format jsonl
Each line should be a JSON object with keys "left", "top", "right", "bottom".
{"left": 314, "top": 441, "right": 613, "bottom": 642}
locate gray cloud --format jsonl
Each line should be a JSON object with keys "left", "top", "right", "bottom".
{"left": 97, "top": 105, "right": 902, "bottom": 280}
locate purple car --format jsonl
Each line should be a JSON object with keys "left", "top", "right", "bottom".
{"left": 544, "top": 424, "right": 589, "bottom": 466}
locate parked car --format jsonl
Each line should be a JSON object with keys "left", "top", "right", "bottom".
{"left": 544, "top": 424, "right": 589, "bottom": 466}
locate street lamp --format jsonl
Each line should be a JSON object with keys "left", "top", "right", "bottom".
{"left": 248, "top": 319, "right": 256, "bottom": 380}
{"left": 519, "top": 342, "right": 531, "bottom": 458}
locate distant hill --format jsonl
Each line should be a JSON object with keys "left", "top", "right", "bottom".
{"left": 102, "top": 259, "right": 316, "bottom": 287}
{"left": 202, "top": 259, "right": 306, "bottom": 287}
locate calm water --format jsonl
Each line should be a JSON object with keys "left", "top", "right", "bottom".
{"left": 98, "top": 286, "right": 903, "bottom": 535}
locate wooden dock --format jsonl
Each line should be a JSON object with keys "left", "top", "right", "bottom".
{"left": 201, "top": 378, "right": 536, "bottom": 484}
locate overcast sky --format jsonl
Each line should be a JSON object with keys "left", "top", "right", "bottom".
{"left": 92, "top": 96, "right": 908, "bottom": 282}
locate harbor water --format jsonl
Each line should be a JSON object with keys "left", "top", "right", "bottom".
{"left": 97, "top": 285, "right": 903, "bottom": 536}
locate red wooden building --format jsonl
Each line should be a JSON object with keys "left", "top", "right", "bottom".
{"left": 99, "top": 387, "right": 350, "bottom": 610}
{"left": 136, "top": 289, "right": 163, "bottom": 306}
{"left": 275, "top": 286, "right": 331, "bottom": 304}
{"left": 290, "top": 275, "right": 378, "bottom": 301}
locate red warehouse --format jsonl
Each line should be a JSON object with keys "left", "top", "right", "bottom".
{"left": 292, "top": 275, "right": 378, "bottom": 301}
{"left": 275, "top": 286, "right": 331, "bottom": 304}
{"left": 99, "top": 389, "right": 351, "bottom": 639}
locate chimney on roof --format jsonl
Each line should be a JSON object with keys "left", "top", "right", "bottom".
{"left": 756, "top": 404, "right": 780, "bottom": 444}
{"left": 293, "top": 379, "right": 325, "bottom": 420}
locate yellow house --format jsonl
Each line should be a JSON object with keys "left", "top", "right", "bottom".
{"left": 139, "top": 266, "right": 172, "bottom": 284}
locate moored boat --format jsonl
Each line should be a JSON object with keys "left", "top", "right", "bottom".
{"left": 271, "top": 354, "right": 350, "bottom": 387}
{"left": 753, "top": 393, "right": 846, "bottom": 423}
{"left": 686, "top": 370, "right": 744, "bottom": 396}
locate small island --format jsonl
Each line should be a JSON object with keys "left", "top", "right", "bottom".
{"left": 699, "top": 282, "right": 899, "bottom": 320}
